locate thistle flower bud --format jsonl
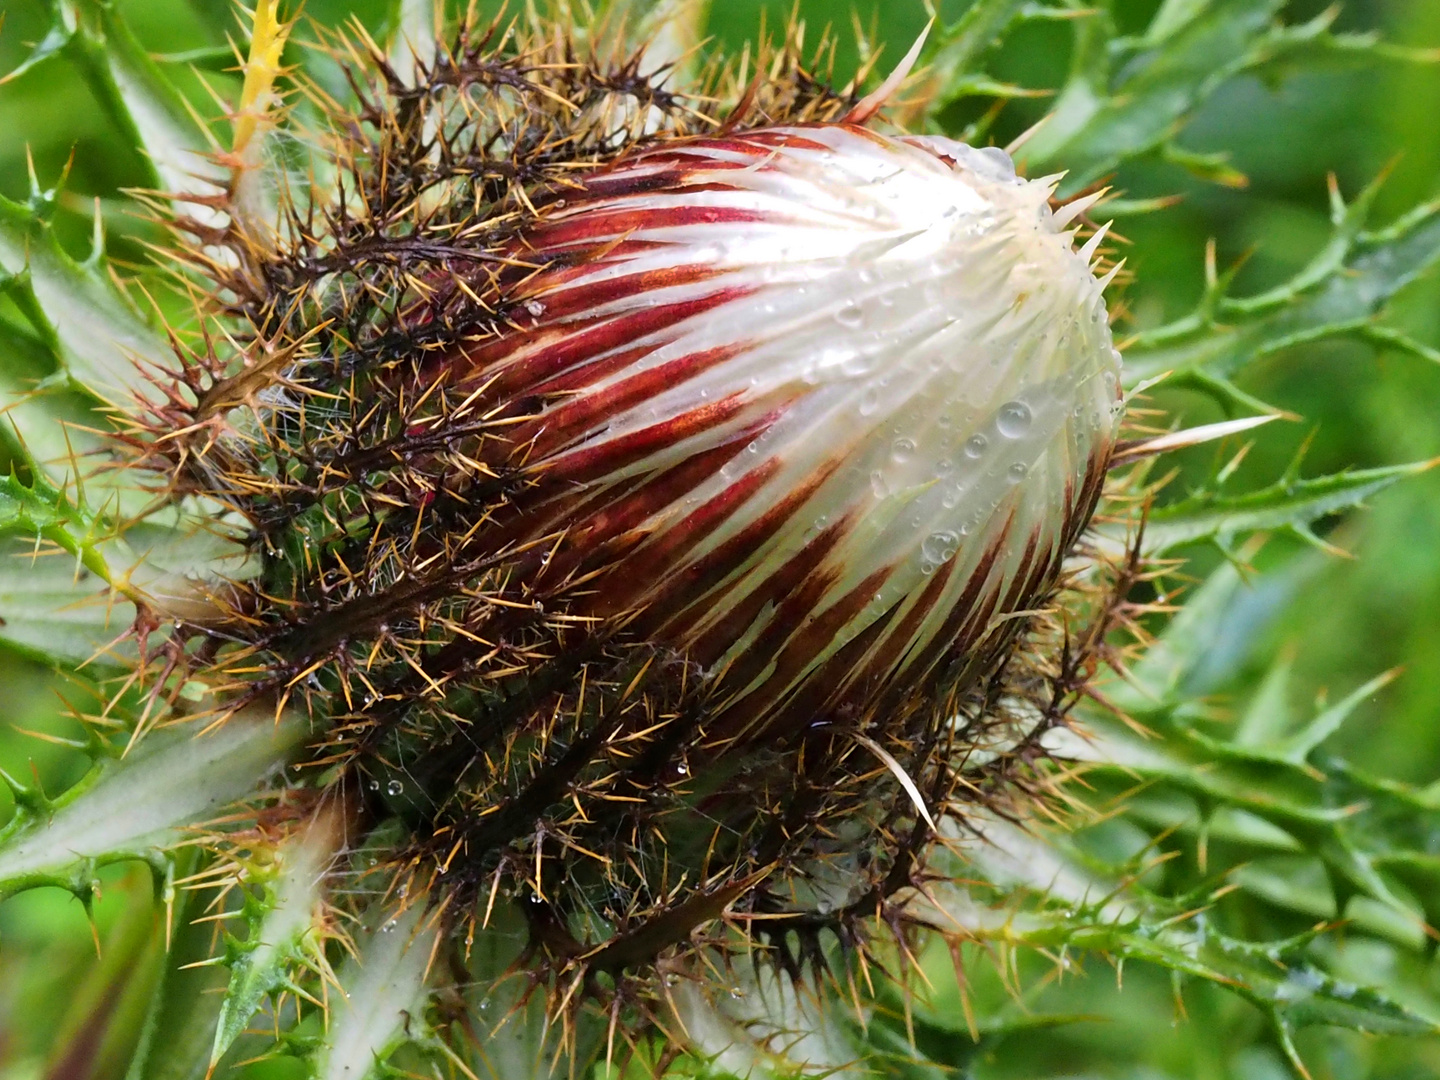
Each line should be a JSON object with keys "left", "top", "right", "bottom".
{"left": 134, "top": 20, "right": 1124, "bottom": 1033}
{"left": 464, "top": 125, "right": 1122, "bottom": 753}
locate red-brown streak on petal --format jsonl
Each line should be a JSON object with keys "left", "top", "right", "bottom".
{"left": 1063, "top": 449, "right": 1110, "bottom": 551}
{"left": 452, "top": 287, "right": 755, "bottom": 398}
{"left": 702, "top": 557, "right": 857, "bottom": 723}
{"left": 752, "top": 598, "right": 905, "bottom": 745}
{"left": 536, "top": 391, "right": 757, "bottom": 488}
{"left": 605, "top": 139, "right": 773, "bottom": 167}
{"left": 704, "top": 564, "right": 898, "bottom": 752}
{"left": 574, "top": 141, "right": 777, "bottom": 190}
{"left": 509, "top": 238, "right": 672, "bottom": 282}
{"left": 551, "top": 159, "right": 766, "bottom": 205}
{"left": 880, "top": 518, "right": 1016, "bottom": 696}
{"left": 562, "top": 167, "right": 691, "bottom": 200}
{"left": 543, "top": 130, "right": 843, "bottom": 207}
{"left": 529, "top": 422, "right": 767, "bottom": 593}
{"left": 515, "top": 264, "right": 735, "bottom": 323}
{"left": 843, "top": 556, "right": 961, "bottom": 700}
{"left": 482, "top": 415, "right": 783, "bottom": 572}
{"left": 604, "top": 456, "right": 809, "bottom": 621}
{"left": 715, "top": 130, "right": 840, "bottom": 154}
{"left": 672, "top": 513, "right": 853, "bottom": 675}
{"left": 480, "top": 235, "right": 722, "bottom": 310}
{"left": 996, "top": 527, "right": 1045, "bottom": 617}
{"left": 517, "top": 340, "right": 660, "bottom": 401}
{"left": 522, "top": 205, "right": 774, "bottom": 252}
{"left": 514, "top": 344, "right": 749, "bottom": 460}
{"left": 646, "top": 456, "right": 848, "bottom": 643}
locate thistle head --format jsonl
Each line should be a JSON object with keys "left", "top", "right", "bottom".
{"left": 117, "top": 3, "right": 1125, "bottom": 1060}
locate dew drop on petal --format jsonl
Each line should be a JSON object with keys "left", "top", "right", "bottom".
{"left": 891, "top": 437, "right": 917, "bottom": 463}
{"left": 386, "top": 779, "right": 404, "bottom": 796}
{"left": 1007, "top": 462, "right": 1029, "bottom": 484}
{"left": 835, "top": 303, "right": 864, "bottom": 328}
{"left": 964, "top": 434, "right": 988, "bottom": 459}
{"left": 976, "top": 145, "right": 1017, "bottom": 179}
{"left": 923, "top": 530, "right": 960, "bottom": 564}
{"left": 996, "top": 401, "right": 1033, "bottom": 439}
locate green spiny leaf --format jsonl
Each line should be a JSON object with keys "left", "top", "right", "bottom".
{"left": 0, "top": 711, "right": 305, "bottom": 899}
{"left": 922, "top": 0, "right": 1032, "bottom": 111}
{"left": 312, "top": 905, "right": 439, "bottom": 1080}
{"left": 210, "top": 808, "right": 343, "bottom": 1066}
{"left": 0, "top": 191, "right": 171, "bottom": 405}
{"left": 123, "top": 850, "right": 231, "bottom": 1080}
{"left": 1017, "top": 0, "right": 1281, "bottom": 188}
{"left": 1124, "top": 188, "right": 1440, "bottom": 390}
{"left": 3, "top": 0, "right": 222, "bottom": 200}
{"left": 924, "top": 818, "right": 1439, "bottom": 1057}
{"left": 1131, "top": 459, "right": 1438, "bottom": 556}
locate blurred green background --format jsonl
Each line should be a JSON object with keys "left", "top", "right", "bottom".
{"left": 3, "top": 0, "right": 1440, "bottom": 1077}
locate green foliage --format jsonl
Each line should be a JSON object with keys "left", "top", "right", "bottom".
{"left": 2, "top": 0, "right": 1440, "bottom": 1078}
{"left": 0, "top": 712, "right": 304, "bottom": 899}
{"left": 1129, "top": 455, "right": 1438, "bottom": 556}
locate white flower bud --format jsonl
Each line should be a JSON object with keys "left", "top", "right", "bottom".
{"left": 458, "top": 123, "right": 1122, "bottom": 747}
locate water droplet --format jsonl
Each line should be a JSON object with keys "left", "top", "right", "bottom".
{"left": 858, "top": 387, "right": 881, "bottom": 416}
{"left": 1007, "top": 462, "right": 1028, "bottom": 484}
{"left": 367, "top": 779, "right": 381, "bottom": 792}
{"left": 381, "top": 919, "right": 398, "bottom": 933}
{"left": 977, "top": 145, "right": 1016, "bottom": 179}
{"left": 835, "top": 303, "right": 864, "bottom": 329}
{"left": 922, "top": 530, "right": 960, "bottom": 564}
{"left": 386, "top": 779, "right": 404, "bottom": 796}
{"left": 963, "top": 435, "right": 988, "bottom": 459}
{"left": 891, "top": 437, "right": 916, "bottom": 463}
{"left": 920, "top": 560, "right": 937, "bottom": 576}
{"left": 996, "top": 401, "right": 1033, "bottom": 439}
{"left": 870, "top": 470, "right": 890, "bottom": 499}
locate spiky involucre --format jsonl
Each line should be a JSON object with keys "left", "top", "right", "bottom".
{"left": 122, "top": 2, "right": 1123, "bottom": 1036}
